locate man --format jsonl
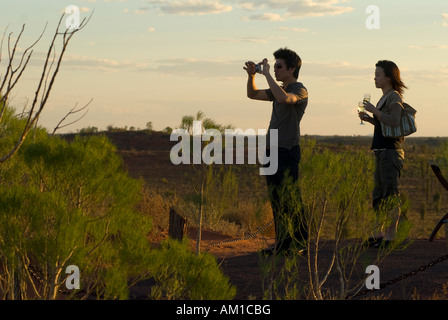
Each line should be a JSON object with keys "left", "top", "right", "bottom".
{"left": 244, "top": 47, "right": 308, "bottom": 255}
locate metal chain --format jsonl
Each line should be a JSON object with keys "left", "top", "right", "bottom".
{"left": 346, "top": 252, "right": 448, "bottom": 299}
{"left": 209, "top": 218, "right": 274, "bottom": 247}
{"left": 209, "top": 223, "right": 448, "bottom": 299}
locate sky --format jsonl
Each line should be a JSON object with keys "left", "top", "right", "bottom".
{"left": 1, "top": 0, "right": 448, "bottom": 137}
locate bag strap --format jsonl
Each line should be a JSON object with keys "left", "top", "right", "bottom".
{"left": 377, "top": 90, "right": 395, "bottom": 112}
{"left": 403, "top": 103, "right": 417, "bottom": 116}
{"left": 378, "top": 90, "right": 416, "bottom": 117}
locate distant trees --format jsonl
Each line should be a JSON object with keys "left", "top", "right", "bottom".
{"left": 79, "top": 126, "right": 98, "bottom": 134}
{"left": 180, "top": 110, "right": 233, "bottom": 134}
{"left": 163, "top": 126, "right": 173, "bottom": 134}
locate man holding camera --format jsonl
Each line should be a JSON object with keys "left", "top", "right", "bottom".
{"left": 244, "top": 47, "right": 308, "bottom": 255}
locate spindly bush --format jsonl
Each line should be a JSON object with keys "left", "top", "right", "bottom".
{"left": 261, "top": 139, "right": 411, "bottom": 300}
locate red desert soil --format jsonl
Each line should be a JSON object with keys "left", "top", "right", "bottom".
{"left": 143, "top": 224, "right": 448, "bottom": 300}
{"left": 198, "top": 231, "right": 448, "bottom": 300}
{"left": 103, "top": 131, "right": 448, "bottom": 300}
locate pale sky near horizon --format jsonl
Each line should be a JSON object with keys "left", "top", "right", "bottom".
{"left": 1, "top": 0, "right": 448, "bottom": 137}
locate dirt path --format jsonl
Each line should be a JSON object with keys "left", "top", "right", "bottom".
{"left": 198, "top": 231, "right": 448, "bottom": 300}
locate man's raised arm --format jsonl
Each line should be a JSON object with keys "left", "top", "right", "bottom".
{"left": 244, "top": 61, "right": 270, "bottom": 101}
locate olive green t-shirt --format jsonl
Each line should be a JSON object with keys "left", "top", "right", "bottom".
{"left": 265, "top": 82, "right": 308, "bottom": 149}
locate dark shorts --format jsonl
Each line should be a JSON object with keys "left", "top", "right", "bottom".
{"left": 372, "top": 149, "right": 404, "bottom": 210}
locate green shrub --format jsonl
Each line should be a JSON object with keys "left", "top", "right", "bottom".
{"left": 0, "top": 107, "right": 235, "bottom": 300}
{"left": 149, "top": 239, "right": 236, "bottom": 300}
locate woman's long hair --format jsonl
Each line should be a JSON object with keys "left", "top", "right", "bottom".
{"left": 376, "top": 60, "right": 408, "bottom": 95}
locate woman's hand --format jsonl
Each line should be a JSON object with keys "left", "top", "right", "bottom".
{"left": 363, "top": 100, "right": 376, "bottom": 113}
{"left": 359, "top": 111, "right": 374, "bottom": 124}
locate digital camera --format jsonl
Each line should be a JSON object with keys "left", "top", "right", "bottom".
{"left": 255, "top": 64, "right": 263, "bottom": 74}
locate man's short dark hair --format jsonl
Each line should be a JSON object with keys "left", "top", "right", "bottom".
{"left": 273, "top": 47, "right": 302, "bottom": 79}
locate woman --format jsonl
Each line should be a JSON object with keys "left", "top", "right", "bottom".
{"left": 359, "top": 60, "right": 407, "bottom": 249}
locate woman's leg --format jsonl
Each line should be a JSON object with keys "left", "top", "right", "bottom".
{"left": 378, "top": 149, "right": 404, "bottom": 241}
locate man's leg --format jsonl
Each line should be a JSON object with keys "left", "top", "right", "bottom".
{"left": 284, "top": 145, "right": 307, "bottom": 250}
{"left": 267, "top": 146, "right": 306, "bottom": 251}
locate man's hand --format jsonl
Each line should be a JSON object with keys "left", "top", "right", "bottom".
{"left": 244, "top": 61, "right": 257, "bottom": 75}
{"left": 261, "top": 58, "right": 270, "bottom": 76}
{"left": 245, "top": 60, "right": 270, "bottom": 101}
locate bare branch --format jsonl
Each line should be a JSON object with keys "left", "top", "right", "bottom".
{"left": 56, "top": 9, "right": 95, "bottom": 35}
{"left": 51, "top": 99, "right": 92, "bottom": 136}
{"left": 0, "top": 11, "right": 92, "bottom": 164}
{"left": 0, "top": 23, "right": 47, "bottom": 123}
{"left": 0, "top": 25, "right": 10, "bottom": 73}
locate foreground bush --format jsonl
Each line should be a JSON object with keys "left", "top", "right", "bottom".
{"left": 149, "top": 239, "right": 236, "bottom": 300}
{"left": 0, "top": 108, "right": 235, "bottom": 300}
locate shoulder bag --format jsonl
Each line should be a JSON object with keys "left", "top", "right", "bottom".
{"left": 379, "top": 94, "right": 417, "bottom": 138}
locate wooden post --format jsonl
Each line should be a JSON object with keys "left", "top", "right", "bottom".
{"left": 168, "top": 207, "right": 187, "bottom": 241}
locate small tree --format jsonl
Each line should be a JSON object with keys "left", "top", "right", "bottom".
{"left": 176, "top": 111, "right": 234, "bottom": 254}
{"left": 163, "top": 126, "right": 173, "bottom": 134}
